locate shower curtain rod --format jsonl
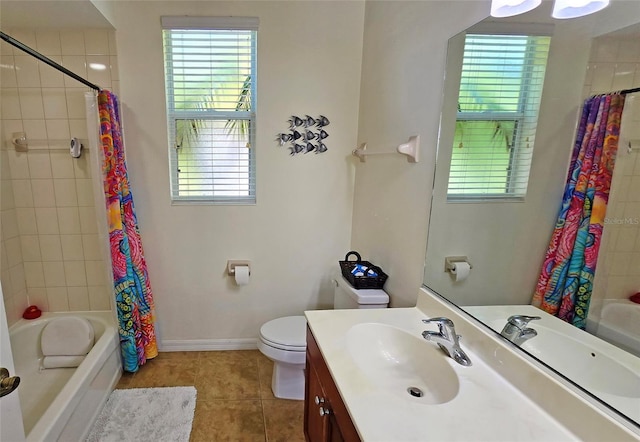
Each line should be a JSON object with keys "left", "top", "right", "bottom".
{"left": 621, "top": 87, "right": 640, "bottom": 95}
{"left": 0, "top": 31, "right": 101, "bottom": 91}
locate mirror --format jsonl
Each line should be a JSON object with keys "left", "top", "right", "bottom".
{"left": 423, "top": 0, "right": 640, "bottom": 428}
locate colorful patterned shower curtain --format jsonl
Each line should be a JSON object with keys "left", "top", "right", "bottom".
{"left": 532, "top": 93, "right": 625, "bottom": 329}
{"left": 98, "top": 90, "right": 158, "bottom": 372}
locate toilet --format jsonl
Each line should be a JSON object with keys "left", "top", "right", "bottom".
{"left": 258, "top": 275, "right": 389, "bottom": 400}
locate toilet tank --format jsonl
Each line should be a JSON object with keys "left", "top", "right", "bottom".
{"left": 333, "top": 275, "right": 389, "bottom": 309}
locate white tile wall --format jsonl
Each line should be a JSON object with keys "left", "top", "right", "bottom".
{"left": 587, "top": 34, "right": 640, "bottom": 312}
{"left": 1, "top": 29, "right": 116, "bottom": 324}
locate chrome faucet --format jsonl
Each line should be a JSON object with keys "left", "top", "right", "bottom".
{"left": 422, "top": 317, "right": 472, "bottom": 366}
{"left": 500, "top": 315, "right": 541, "bottom": 346}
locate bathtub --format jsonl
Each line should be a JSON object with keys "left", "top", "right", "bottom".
{"left": 594, "top": 299, "right": 640, "bottom": 358}
{"left": 9, "top": 311, "right": 121, "bottom": 442}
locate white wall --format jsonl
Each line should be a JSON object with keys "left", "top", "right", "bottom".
{"left": 92, "top": 1, "right": 365, "bottom": 344}
{"left": 352, "top": 1, "right": 489, "bottom": 307}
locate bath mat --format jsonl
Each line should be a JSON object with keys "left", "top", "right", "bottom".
{"left": 85, "top": 386, "right": 196, "bottom": 442}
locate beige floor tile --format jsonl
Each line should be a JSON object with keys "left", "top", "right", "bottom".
{"left": 113, "top": 349, "right": 306, "bottom": 440}
{"left": 115, "top": 371, "right": 135, "bottom": 389}
{"left": 196, "top": 356, "right": 261, "bottom": 401}
{"left": 263, "top": 399, "right": 305, "bottom": 442}
{"left": 127, "top": 358, "right": 198, "bottom": 388}
{"left": 257, "top": 353, "right": 276, "bottom": 400}
{"left": 198, "top": 349, "right": 260, "bottom": 362}
{"left": 155, "top": 351, "right": 201, "bottom": 360}
{"left": 190, "top": 400, "right": 265, "bottom": 442}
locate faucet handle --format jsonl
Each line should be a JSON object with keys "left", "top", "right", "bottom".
{"left": 507, "top": 315, "right": 541, "bottom": 328}
{"left": 422, "top": 317, "right": 454, "bottom": 327}
{"left": 422, "top": 317, "right": 457, "bottom": 340}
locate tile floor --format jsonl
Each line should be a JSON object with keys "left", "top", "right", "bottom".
{"left": 115, "top": 350, "right": 305, "bottom": 442}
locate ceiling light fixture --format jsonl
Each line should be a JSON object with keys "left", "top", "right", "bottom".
{"left": 490, "top": 0, "right": 610, "bottom": 18}
{"left": 551, "top": 0, "right": 610, "bottom": 19}
{"left": 490, "top": 0, "right": 542, "bottom": 17}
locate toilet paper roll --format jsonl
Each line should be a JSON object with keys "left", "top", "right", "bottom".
{"left": 235, "top": 265, "right": 250, "bottom": 286}
{"left": 450, "top": 262, "right": 470, "bottom": 282}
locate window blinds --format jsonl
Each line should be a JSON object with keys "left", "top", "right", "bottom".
{"left": 447, "top": 33, "right": 550, "bottom": 200}
{"left": 162, "top": 17, "right": 258, "bottom": 203}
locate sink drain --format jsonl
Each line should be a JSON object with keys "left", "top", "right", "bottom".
{"left": 407, "top": 386, "right": 424, "bottom": 398}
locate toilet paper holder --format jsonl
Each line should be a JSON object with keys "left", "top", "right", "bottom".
{"left": 227, "top": 260, "right": 251, "bottom": 276}
{"left": 444, "top": 256, "right": 472, "bottom": 273}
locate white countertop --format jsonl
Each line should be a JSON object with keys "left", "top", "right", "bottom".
{"left": 305, "top": 305, "right": 578, "bottom": 441}
{"left": 464, "top": 304, "right": 640, "bottom": 424}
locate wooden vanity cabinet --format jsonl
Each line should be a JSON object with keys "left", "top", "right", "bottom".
{"left": 305, "top": 326, "right": 361, "bottom": 442}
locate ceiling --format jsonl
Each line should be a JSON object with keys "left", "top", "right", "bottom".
{"left": 0, "top": 1, "right": 637, "bottom": 42}
{"left": 0, "top": 1, "right": 113, "bottom": 29}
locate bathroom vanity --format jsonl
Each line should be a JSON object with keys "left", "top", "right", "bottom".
{"left": 303, "top": 289, "right": 640, "bottom": 441}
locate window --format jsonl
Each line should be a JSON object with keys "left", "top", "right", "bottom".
{"left": 447, "top": 33, "right": 550, "bottom": 201}
{"left": 162, "top": 17, "right": 258, "bottom": 203}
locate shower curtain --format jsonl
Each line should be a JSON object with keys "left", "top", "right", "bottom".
{"left": 532, "top": 93, "right": 625, "bottom": 329}
{"left": 98, "top": 90, "right": 158, "bottom": 372}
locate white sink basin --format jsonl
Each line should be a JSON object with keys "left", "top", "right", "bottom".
{"left": 488, "top": 320, "right": 640, "bottom": 398}
{"left": 346, "top": 322, "right": 460, "bottom": 404}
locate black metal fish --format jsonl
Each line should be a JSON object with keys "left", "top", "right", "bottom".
{"left": 317, "top": 129, "right": 329, "bottom": 140}
{"left": 288, "top": 116, "right": 304, "bottom": 129}
{"left": 305, "top": 130, "right": 317, "bottom": 141}
{"left": 315, "top": 115, "right": 330, "bottom": 127}
{"left": 304, "top": 115, "right": 316, "bottom": 127}
{"left": 317, "top": 142, "right": 328, "bottom": 153}
{"left": 305, "top": 143, "right": 317, "bottom": 153}
{"left": 277, "top": 133, "right": 292, "bottom": 146}
{"left": 292, "top": 130, "right": 302, "bottom": 141}
{"left": 293, "top": 143, "right": 305, "bottom": 154}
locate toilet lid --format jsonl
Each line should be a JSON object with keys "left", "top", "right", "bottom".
{"left": 260, "top": 316, "right": 307, "bottom": 350}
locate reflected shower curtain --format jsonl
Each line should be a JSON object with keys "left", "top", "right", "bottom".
{"left": 98, "top": 90, "right": 158, "bottom": 372}
{"left": 532, "top": 93, "right": 625, "bottom": 329}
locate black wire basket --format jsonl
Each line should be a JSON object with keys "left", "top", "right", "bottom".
{"left": 338, "top": 251, "right": 388, "bottom": 290}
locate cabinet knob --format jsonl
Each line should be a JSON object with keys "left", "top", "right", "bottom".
{"left": 319, "top": 406, "right": 331, "bottom": 417}
{"left": 314, "top": 396, "right": 325, "bottom": 405}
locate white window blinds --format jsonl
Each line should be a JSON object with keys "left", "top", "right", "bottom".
{"left": 162, "top": 17, "right": 258, "bottom": 203}
{"left": 447, "top": 33, "right": 550, "bottom": 201}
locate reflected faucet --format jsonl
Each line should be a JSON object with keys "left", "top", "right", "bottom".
{"left": 500, "top": 315, "right": 541, "bottom": 346}
{"left": 422, "top": 317, "right": 472, "bottom": 366}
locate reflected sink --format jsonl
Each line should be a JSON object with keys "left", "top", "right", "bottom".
{"left": 489, "top": 320, "right": 640, "bottom": 398}
{"left": 346, "top": 323, "right": 460, "bottom": 404}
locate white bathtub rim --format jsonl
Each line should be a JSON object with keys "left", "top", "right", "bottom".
{"left": 9, "top": 311, "right": 120, "bottom": 442}
{"left": 596, "top": 299, "right": 640, "bottom": 357}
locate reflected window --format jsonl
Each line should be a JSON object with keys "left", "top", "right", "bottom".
{"left": 162, "top": 17, "right": 258, "bottom": 204}
{"left": 447, "top": 34, "right": 550, "bottom": 200}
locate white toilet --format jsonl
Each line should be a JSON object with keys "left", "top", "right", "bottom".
{"left": 258, "top": 275, "right": 389, "bottom": 400}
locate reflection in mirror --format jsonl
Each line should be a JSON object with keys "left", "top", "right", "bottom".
{"left": 423, "top": 1, "right": 640, "bottom": 429}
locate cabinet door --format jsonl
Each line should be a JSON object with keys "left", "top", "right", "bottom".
{"left": 328, "top": 414, "right": 346, "bottom": 442}
{"left": 305, "top": 355, "right": 329, "bottom": 442}
{"left": 305, "top": 327, "right": 360, "bottom": 442}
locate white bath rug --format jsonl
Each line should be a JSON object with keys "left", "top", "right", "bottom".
{"left": 85, "top": 386, "right": 197, "bottom": 442}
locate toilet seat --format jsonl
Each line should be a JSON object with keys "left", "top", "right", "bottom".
{"left": 259, "top": 316, "right": 307, "bottom": 352}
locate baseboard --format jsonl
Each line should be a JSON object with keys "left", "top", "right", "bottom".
{"left": 159, "top": 338, "right": 258, "bottom": 352}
